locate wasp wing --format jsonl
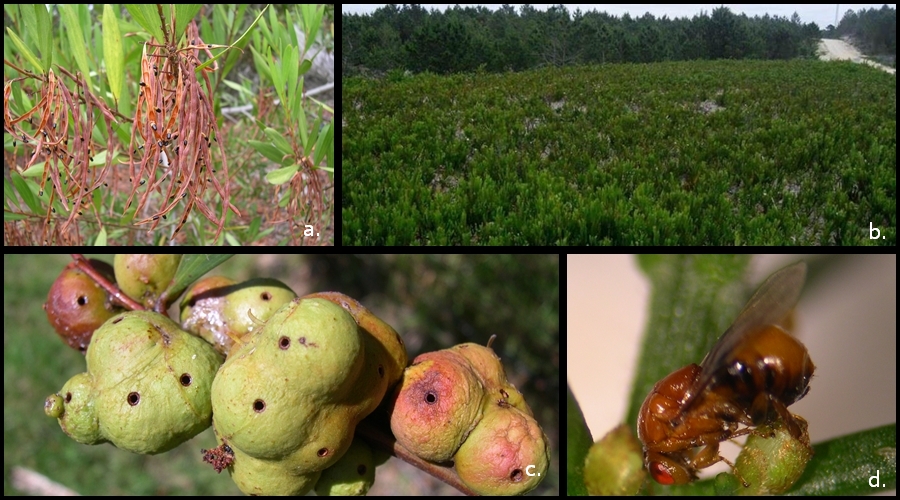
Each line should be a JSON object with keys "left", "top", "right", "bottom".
{"left": 698, "top": 261, "right": 806, "bottom": 378}
{"left": 676, "top": 262, "right": 807, "bottom": 418}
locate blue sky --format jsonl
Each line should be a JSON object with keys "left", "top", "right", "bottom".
{"left": 342, "top": 4, "right": 896, "bottom": 29}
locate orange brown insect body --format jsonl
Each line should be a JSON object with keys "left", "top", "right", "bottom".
{"left": 637, "top": 262, "right": 814, "bottom": 487}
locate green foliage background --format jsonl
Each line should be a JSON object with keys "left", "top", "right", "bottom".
{"left": 343, "top": 60, "right": 896, "bottom": 245}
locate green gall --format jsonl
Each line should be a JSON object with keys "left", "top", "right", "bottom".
{"left": 583, "top": 424, "right": 645, "bottom": 496}
{"left": 113, "top": 254, "right": 182, "bottom": 307}
{"left": 180, "top": 277, "right": 296, "bottom": 356}
{"left": 211, "top": 297, "right": 395, "bottom": 494}
{"left": 220, "top": 278, "right": 297, "bottom": 341}
{"left": 44, "top": 394, "right": 65, "bottom": 419}
{"left": 46, "top": 311, "right": 222, "bottom": 454}
{"left": 315, "top": 438, "right": 376, "bottom": 496}
{"left": 305, "top": 291, "right": 408, "bottom": 387}
{"left": 734, "top": 415, "right": 813, "bottom": 494}
{"left": 449, "top": 342, "right": 533, "bottom": 417}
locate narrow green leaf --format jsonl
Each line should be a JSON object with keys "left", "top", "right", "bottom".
{"left": 175, "top": 5, "right": 203, "bottom": 39}
{"left": 567, "top": 385, "right": 592, "bottom": 496}
{"left": 225, "top": 232, "right": 240, "bottom": 246}
{"left": 102, "top": 4, "right": 124, "bottom": 104}
{"left": 268, "top": 4, "right": 283, "bottom": 48}
{"left": 94, "top": 226, "right": 108, "bottom": 246}
{"left": 288, "top": 78, "right": 306, "bottom": 128}
{"left": 264, "top": 127, "right": 293, "bottom": 156}
{"left": 307, "top": 95, "right": 334, "bottom": 114}
{"left": 249, "top": 45, "right": 273, "bottom": 84}
{"left": 22, "top": 162, "right": 47, "bottom": 178}
{"left": 298, "top": 58, "right": 312, "bottom": 77}
{"left": 307, "top": 113, "right": 322, "bottom": 156}
{"left": 11, "top": 172, "right": 41, "bottom": 214}
{"left": 5, "top": 29, "right": 43, "bottom": 74}
{"left": 120, "top": 206, "right": 137, "bottom": 225}
{"left": 285, "top": 45, "right": 299, "bottom": 97}
{"left": 167, "top": 255, "right": 234, "bottom": 303}
{"left": 4, "top": 179, "right": 16, "bottom": 208}
{"left": 93, "top": 184, "right": 102, "bottom": 213}
{"left": 222, "top": 79, "right": 254, "bottom": 99}
{"left": 313, "top": 121, "right": 332, "bottom": 167}
{"left": 21, "top": 6, "right": 39, "bottom": 51}
{"left": 297, "top": 97, "right": 309, "bottom": 147}
{"left": 265, "top": 165, "right": 299, "bottom": 185}
{"left": 125, "top": 4, "right": 166, "bottom": 44}
{"left": 58, "top": 5, "right": 92, "bottom": 91}
{"left": 247, "top": 139, "right": 288, "bottom": 164}
{"left": 248, "top": 215, "right": 261, "bottom": 239}
{"left": 269, "top": 48, "right": 286, "bottom": 107}
{"left": 300, "top": 4, "right": 323, "bottom": 53}
{"left": 34, "top": 5, "right": 53, "bottom": 72}
{"left": 285, "top": 9, "right": 299, "bottom": 48}
{"left": 254, "top": 227, "right": 275, "bottom": 242}
{"left": 327, "top": 140, "right": 333, "bottom": 181}
{"left": 5, "top": 212, "right": 28, "bottom": 222}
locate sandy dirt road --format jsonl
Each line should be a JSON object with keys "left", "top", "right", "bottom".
{"left": 818, "top": 38, "right": 895, "bottom": 75}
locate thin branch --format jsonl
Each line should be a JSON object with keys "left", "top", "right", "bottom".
{"left": 69, "top": 254, "right": 143, "bottom": 311}
{"left": 356, "top": 414, "right": 477, "bottom": 496}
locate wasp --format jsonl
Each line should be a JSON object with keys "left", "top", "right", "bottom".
{"left": 637, "top": 262, "right": 814, "bottom": 486}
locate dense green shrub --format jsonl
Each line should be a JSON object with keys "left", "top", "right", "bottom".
{"left": 343, "top": 60, "right": 896, "bottom": 245}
